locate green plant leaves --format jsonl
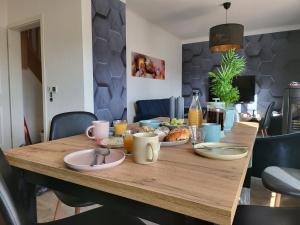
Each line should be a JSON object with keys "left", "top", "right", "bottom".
{"left": 209, "top": 49, "right": 246, "bottom": 106}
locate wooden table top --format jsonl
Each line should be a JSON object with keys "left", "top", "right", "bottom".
{"left": 6, "top": 122, "right": 258, "bottom": 225}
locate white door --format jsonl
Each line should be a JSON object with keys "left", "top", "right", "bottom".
{"left": 0, "top": 27, "right": 12, "bottom": 150}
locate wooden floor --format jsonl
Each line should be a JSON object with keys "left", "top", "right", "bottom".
{"left": 37, "top": 177, "right": 300, "bottom": 223}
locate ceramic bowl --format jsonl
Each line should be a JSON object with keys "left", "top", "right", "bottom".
{"left": 139, "top": 119, "right": 161, "bottom": 128}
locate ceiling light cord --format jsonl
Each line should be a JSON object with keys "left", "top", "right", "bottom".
{"left": 223, "top": 2, "right": 231, "bottom": 24}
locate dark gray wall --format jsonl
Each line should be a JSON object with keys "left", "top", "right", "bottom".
{"left": 182, "top": 29, "right": 300, "bottom": 114}
{"left": 92, "top": 0, "right": 126, "bottom": 122}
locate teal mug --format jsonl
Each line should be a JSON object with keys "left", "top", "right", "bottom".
{"left": 202, "top": 123, "right": 221, "bottom": 142}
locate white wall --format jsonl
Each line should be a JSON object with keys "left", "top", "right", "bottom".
{"left": 0, "top": 0, "right": 13, "bottom": 150}
{"left": 22, "top": 69, "right": 43, "bottom": 144}
{"left": 126, "top": 9, "right": 182, "bottom": 122}
{"left": 7, "top": 0, "right": 94, "bottom": 141}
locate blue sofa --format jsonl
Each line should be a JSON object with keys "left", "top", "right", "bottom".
{"left": 134, "top": 98, "right": 170, "bottom": 122}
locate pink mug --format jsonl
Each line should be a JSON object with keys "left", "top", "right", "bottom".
{"left": 86, "top": 120, "right": 109, "bottom": 140}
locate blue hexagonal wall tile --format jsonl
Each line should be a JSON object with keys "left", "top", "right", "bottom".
{"left": 109, "top": 53, "right": 124, "bottom": 78}
{"left": 109, "top": 30, "right": 124, "bottom": 53}
{"left": 121, "top": 48, "right": 126, "bottom": 67}
{"left": 259, "top": 48, "right": 274, "bottom": 61}
{"left": 272, "top": 39, "right": 289, "bottom": 53}
{"left": 183, "top": 62, "right": 193, "bottom": 73}
{"left": 93, "top": 0, "right": 110, "bottom": 17}
{"left": 94, "top": 38, "right": 110, "bottom": 63}
{"left": 95, "top": 109, "right": 113, "bottom": 122}
{"left": 259, "top": 61, "right": 273, "bottom": 75}
{"left": 121, "top": 88, "right": 126, "bottom": 107}
{"left": 182, "top": 84, "right": 192, "bottom": 97}
{"left": 182, "top": 72, "right": 192, "bottom": 84}
{"left": 272, "top": 32, "right": 288, "bottom": 39}
{"left": 94, "top": 87, "right": 111, "bottom": 109}
{"left": 92, "top": 2, "right": 96, "bottom": 18}
{"left": 257, "top": 75, "right": 274, "bottom": 89}
{"left": 245, "top": 35, "right": 262, "bottom": 42}
{"left": 183, "top": 49, "right": 193, "bottom": 62}
{"left": 110, "top": 78, "right": 123, "bottom": 97}
{"left": 109, "top": 97, "right": 125, "bottom": 119}
{"left": 108, "top": 8, "right": 123, "bottom": 32}
{"left": 94, "top": 62, "right": 111, "bottom": 85}
{"left": 245, "top": 42, "right": 262, "bottom": 56}
{"left": 93, "top": 16, "right": 110, "bottom": 39}
{"left": 120, "top": 3, "right": 126, "bottom": 24}
{"left": 109, "top": 0, "right": 120, "bottom": 9}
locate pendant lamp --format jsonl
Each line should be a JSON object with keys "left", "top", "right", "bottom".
{"left": 209, "top": 2, "right": 244, "bottom": 52}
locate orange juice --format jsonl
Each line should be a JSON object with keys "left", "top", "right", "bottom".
{"left": 188, "top": 109, "right": 203, "bottom": 127}
{"left": 123, "top": 135, "right": 134, "bottom": 153}
{"left": 114, "top": 121, "right": 128, "bottom": 136}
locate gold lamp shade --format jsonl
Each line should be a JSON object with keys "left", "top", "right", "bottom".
{"left": 209, "top": 23, "right": 244, "bottom": 52}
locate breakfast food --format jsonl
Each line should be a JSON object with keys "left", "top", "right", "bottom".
{"left": 170, "top": 118, "right": 185, "bottom": 126}
{"left": 165, "top": 127, "right": 190, "bottom": 142}
{"left": 154, "top": 126, "right": 170, "bottom": 141}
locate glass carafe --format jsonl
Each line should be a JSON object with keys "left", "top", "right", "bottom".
{"left": 207, "top": 98, "right": 225, "bottom": 130}
{"left": 188, "top": 90, "right": 203, "bottom": 127}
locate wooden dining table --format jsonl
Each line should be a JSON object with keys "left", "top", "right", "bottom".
{"left": 6, "top": 121, "right": 258, "bottom": 225}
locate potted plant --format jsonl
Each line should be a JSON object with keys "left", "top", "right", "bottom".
{"left": 208, "top": 49, "right": 246, "bottom": 131}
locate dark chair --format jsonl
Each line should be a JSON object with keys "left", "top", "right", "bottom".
{"left": 233, "top": 205, "right": 300, "bottom": 225}
{"left": 259, "top": 102, "right": 275, "bottom": 137}
{"left": 134, "top": 98, "right": 170, "bottom": 122}
{"left": 49, "top": 112, "right": 97, "bottom": 219}
{"left": 262, "top": 166, "right": 300, "bottom": 205}
{"left": 0, "top": 149, "right": 146, "bottom": 225}
{"left": 252, "top": 132, "right": 300, "bottom": 206}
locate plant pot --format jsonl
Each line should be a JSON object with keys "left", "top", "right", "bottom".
{"left": 224, "top": 107, "right": 236, "bottom": 131}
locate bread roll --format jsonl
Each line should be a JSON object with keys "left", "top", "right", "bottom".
{"left": 165, "top": 128, "right": 190, "bottom": 142}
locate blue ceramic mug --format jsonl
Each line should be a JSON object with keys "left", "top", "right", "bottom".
{"left": 202, "top": 123, "right": 221, "bottom": 142}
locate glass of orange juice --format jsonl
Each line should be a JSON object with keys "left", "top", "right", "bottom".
{"left": 123, "top": 130, "right": 134, "bottom": 154}
{"left": 113, "top": 120, "right": 128, "bottom": 136}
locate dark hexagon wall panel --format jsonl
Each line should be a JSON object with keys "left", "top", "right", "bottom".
{"left": 92, "top": 0, "right": 126, "bottom": 123}
{"left": 182, "top": 29, "right": 300, "bottom": 115}
{"left": 92, "top": 0, "right": 110, "bottom": 17}
{"left": 93, "top": 16, "right": 110, "bottom": 39}
{"left": 94, "top": 62, "right": 111, "bottom": 85}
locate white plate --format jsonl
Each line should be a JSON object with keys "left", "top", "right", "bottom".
{"left": 97, "top": 137, "right": 124, "bottom": 148}
{"left": 161, "top": 139, "right": 189, "bottom": 147}
{"left": 194, "top": 142, "right": 248, "bottom": 160}
{"left": 64, "top": 148, "right": 125, "bottom": 171}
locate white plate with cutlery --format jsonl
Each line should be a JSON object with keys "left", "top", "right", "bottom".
{"left": 64, "top": 148, "right": 125, "bottom": 171}
{"left": 193, "top": 142, "right": 248, "bottom": 160}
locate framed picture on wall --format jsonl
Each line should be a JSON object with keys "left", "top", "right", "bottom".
{"left": 131, "top": 52, "right": 165, "bottom": 80}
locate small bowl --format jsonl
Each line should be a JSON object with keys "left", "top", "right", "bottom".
{"left": 139, "top": 119, "right": 161, "bottom": 128}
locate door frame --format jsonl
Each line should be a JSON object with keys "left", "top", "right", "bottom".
{"left": 7, "top": 15, "right": 47, "bottom": 147}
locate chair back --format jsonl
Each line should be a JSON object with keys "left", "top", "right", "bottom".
{"left": 261, "top": 102, "right": 275, "bottom": 130}
{"left": 0, "top": 150, "right": 22, "bottom": 225}
{"left": 252, "top": 132, "right": 300, "bottom": 178}
{"left": 49, "top": 111, "right": 97, "bottom": 140}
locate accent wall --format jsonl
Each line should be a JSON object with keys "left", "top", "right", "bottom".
{"left": 182, "top": 29, "right": 300, "bottom": 114}
{"left": 92, "top": 0, "right": 126, "bottom": 123}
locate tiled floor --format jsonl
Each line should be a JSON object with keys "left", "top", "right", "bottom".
{"left": 37, "top": 177, "right": 300, "bottom": 223}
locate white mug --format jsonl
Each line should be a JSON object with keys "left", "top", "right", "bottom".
{"left": 86, "top": 120, "right": 109, "bottom": 140}
{"left": 133, "top": 133, "right": 160, "bottom": 164}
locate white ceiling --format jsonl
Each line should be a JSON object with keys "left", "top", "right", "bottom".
{"left": 127, "top": 0, "right": 300, "bottom": 43}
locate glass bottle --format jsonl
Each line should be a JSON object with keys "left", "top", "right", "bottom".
{"left": 188, "top": 89, "right": 203, "bottom": 127}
